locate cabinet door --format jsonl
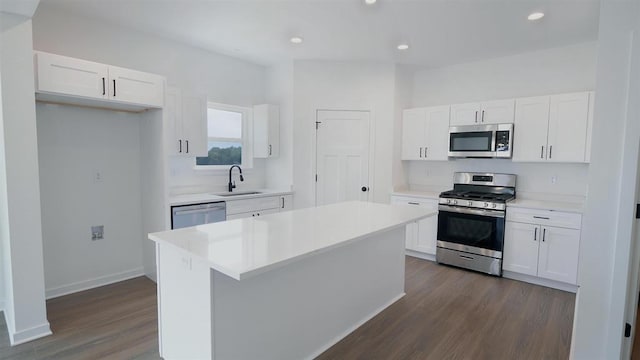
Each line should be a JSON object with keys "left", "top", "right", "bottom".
{"left": 512, "top": 96, "right": 550, "bottom": 162}
{"left": 108, "top": 66, "right": 164, "bottom": 108}
{"left": 480, "top": 99, "right": 515, "bottom": 124}
{"left": 254, "top": 104, "right": 280, "bottom": 158}
{"left": 181, "top": 94, "right": 208, "bottom": 157}
{"left": 35, "top": 51, "right": 108, "bottom": 100}
{"left": 503, "top": 222, "right": 540, "bottom": 276}
{"left": 547, "top": 92, "right": 589, "bottom": 163}
{"left": 424, "top": 106, "right": 450, "bottom": 161}
{"left": 401, "top": 108, "right": 427, "bottom": 160}
{"left": 450, "top": 102, "right": 481, "bottom": 126}
{"left": 279, "top": 195, "right": 293, "bottom": 211}
{"left": 415, "top": 211, "right": 438, "bottom": 255}
{"left": 538, "top": 226, "right": 580, "bottom": 284}
{"left": 165, "top": 87, "right": 184, "bottom": 156}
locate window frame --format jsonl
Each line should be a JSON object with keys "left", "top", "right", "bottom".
{"left": 194, "top": 102, "right": 253, "bottom": 171}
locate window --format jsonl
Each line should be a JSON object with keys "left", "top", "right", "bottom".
{"left": 196, "top": 103, "right": 251, "bottom": 168}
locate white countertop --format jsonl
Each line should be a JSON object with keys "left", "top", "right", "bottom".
{"left": 149, "top": 201, "right": 436, "bottom": 281}
{"left": 507, "top": 198, "right": 585, "bottom": 213}
{"left": 169, "top": 189, "right": 293, "bottom": 206}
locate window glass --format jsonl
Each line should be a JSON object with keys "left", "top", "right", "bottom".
{"left": 196, "top": 105, "right": 246, "bottom": 167}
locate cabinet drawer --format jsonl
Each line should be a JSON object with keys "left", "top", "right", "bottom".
{"left": 390, "top": 196, "right": 438, "bottom": 210}
{"left": 506, "top": 207, "right": 581, "bottom": 229}
{"left": 226, "top": 196, "right": 281, "bottom": 215}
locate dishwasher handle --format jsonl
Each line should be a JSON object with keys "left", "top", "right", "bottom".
{"left": 173, "top": 203, "right": 226, "bottom": 216}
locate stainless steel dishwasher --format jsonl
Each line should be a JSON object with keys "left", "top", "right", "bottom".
{"left": 171, "top": 201, "right": 226, "bottom": 229}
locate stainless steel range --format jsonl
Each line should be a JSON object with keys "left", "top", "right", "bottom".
{"left": 436, "top": 172, "right": 516, "bottom": 276}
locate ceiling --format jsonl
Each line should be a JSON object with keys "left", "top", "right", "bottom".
{"left": 37, "top": 0, "right": 600, "bottom": 68}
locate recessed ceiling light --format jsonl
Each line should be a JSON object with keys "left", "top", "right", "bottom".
{"left": 290, "top": 36, "right": 303, "bottom": 44}
{"left": 397, "top": 44, "right": 409, "bottom": 51}
{"left": 527, "top": 12, "right": 545, "bottom": 21}
{"left": 365, "top": 0, "right": 377, "bottom": 4}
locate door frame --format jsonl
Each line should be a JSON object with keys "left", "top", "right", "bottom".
{"left": 312, "top": 109, "right": 376, "bottom": 206}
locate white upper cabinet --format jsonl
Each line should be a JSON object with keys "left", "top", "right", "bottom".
{"left": 512, "top": 96, "right": 550, "bottom": 162}
{"left": 108, "top": 66, "right": 164, "bottom": 108}
{"left": 450, "top": 99, "right": 514, "bottom": 126}
{"left": 480, "top": 99, "right": 516, "bottom": 124}
{"left": 401, "top": 106, "right": 449, "bottom": 161}
{"left": 253, "top": 104, "right": 280, "bottom": 158}
{"left": 513, "top": 92, "right": 591, "bottom": 163}
{"left": 34, "top": 51, "right": 164, "bottom": 110}
{"left": 547, "top": 92, "right": 590, "bottom": 163}
{"left": 450, "top": 102, "right": 481, "bottom": 126}
{"left": 165, "top": 87, "right": 208, "bottom": 157}
{"left": 401, "top": 108, "right": 426, "bottom": 160}
{"left": 35, "top": 51, "right": 108, "bottom": 100}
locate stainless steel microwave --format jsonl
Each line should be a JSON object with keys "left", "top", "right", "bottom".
{"left": 448, "top": 124, "right": 513, "bottom": 158}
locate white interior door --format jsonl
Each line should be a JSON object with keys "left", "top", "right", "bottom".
{"left": 315, "top": 110, "right": 370, "bottom": 206}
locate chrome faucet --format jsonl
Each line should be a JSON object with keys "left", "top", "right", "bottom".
{"left": 228, "top": 165, "right": 244, "bottom": 192}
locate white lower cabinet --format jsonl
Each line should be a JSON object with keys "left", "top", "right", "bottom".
{"left": 504, "top": 207, "right": 581, "bottom": 285}
{"left": 391, "top": 196, "right": 438, "bottom": 255}
{"left": 226, "top": 194, "right": 293, "bottom": 220}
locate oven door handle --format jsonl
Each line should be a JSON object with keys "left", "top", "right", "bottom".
{"left": 438, "top": 204, "right": 505, "bottom": 218}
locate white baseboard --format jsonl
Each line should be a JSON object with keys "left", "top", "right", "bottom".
{"left": 46, "top": 267, "right": 145, "bottom": 299}
{"left": 406, "top": 250, "right": 436, "bottom": 262}
{"left": 305, "top": 293, "right": 406, "bottom": 360}
{"left": 10, "top": 322, "right": 52, "bottom": 346}
{"left": 503, "top": 271, "right": 579, "bottom": 293}
{"left": 145, "top": 271, "right": 157, "bottom": 283}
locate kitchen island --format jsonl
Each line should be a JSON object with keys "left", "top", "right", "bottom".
{"left": 149, "top": 201, "right": 435, "bottom": 360}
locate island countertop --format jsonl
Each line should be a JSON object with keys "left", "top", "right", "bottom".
{"left": 149, "top": 201, "right": 436, "bottom": 281}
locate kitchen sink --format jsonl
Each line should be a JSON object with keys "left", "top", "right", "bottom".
{"left": 214, "top": 191, "right": 262, "bottom": 197}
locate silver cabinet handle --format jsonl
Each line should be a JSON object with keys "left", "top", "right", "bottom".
{"left": 534, "top": 227, "right": 538, "bottom": 241}
{"left": 549, "top": 145, "right": 553, "bottom": 159}
{"left": 408, "top": 202, "right": 420, "bottom": 205}
{"left": 186, "top": 140, "right": 189, "bottom": 153}
{"left": 542, "top": 228, "right": 547, "bottom": 242}
{"left": 269, "top": 144, "right": 272, "bottom": 156}
{"left": 541, "top": 146, "right": 544, "bottom": 159}
{"left": 475, "top": 111, "right": 478, "bottom": 123}
{"left": 481, "top": 110, "right": 485, "bottom": 122}
{"left": 102, "top": 77, "right": 106, "bottom": 95}
{"left": 419, "top": 147, "right": 423, "bottom": 158}
{"left": 113, "top": 79, "right": 116, "bottom": 97}
{"left": 281, "top": 197, "right": 285, "bottom": 209}
{"left": 533, "top": 216, "right": 550, "bottom": 220}
{"left": 178, "top": 140, "right": 182, "bottom": 153}
{"left": 424, "top": 146, "right": 428, "bottom": 158}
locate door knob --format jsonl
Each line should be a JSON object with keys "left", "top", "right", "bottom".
{"left": 361, "top": 186, "right": 369, "bottom": 192}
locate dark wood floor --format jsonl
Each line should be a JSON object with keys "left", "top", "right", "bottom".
{"left": 0, "top": 257, "right": 575, "bottom": 360}
{"left": 0, "top": 277, "right": 159, "bottom": 360}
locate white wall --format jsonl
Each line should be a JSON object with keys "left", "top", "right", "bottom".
{"left": 29, "top": 5, "right": 270, "bottom": 287}
{"left": 32, "top": 4, "right": 268, "bottom": 195}
{"left": 0, "top": 16, "right": 50, "bottom": 344}
{"left": 292, "top": 61, "right": 396, "bottom": 208}
{"left": 406, "top": 42, "right": 598, "bottom": 198}
{"left": 36, "top": 104, "right": 145, "bottom": 297}
{"left": 412, "top": 41, "right": 598, "bottom": 107}
{"left": 572, "top": 0, "right": 640, "bottom": 358}
{"left": 264, "top": 62, "right": 294, "bottom": 191}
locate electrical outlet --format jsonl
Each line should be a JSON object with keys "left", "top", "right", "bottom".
{"left": 93, "top": 169, "right": 103, "bottom": 183}
{"left": 91, "top": 225, "right": 104, "bottom": 240}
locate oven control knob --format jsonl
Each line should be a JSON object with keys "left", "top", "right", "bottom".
{"left": 468, "top": 201, "right": 473, "bottom": 207}
{"left": 484, "top": 202, "right": 489, "bottom": 208}
{"left": 492, "top": 203, "right": 497, "bottom": 209}
{"left": 452, "top": 200, "right": 457, "bottom": 205}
